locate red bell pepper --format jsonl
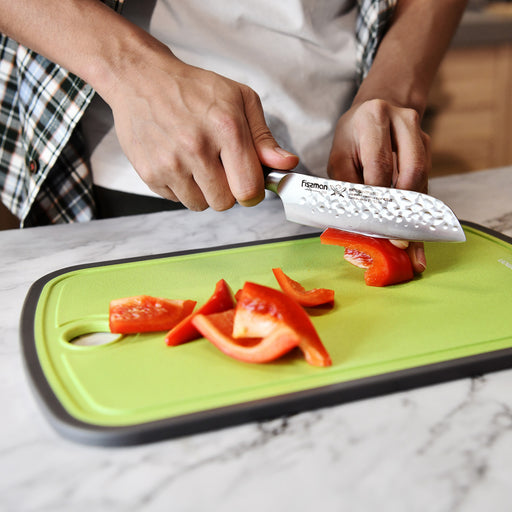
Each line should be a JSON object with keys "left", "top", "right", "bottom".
{"left": 192, "top": 309, "right": 302, "bottom": 364}
{"left": 165, "top": 279, "right": 235, "bottom": 346}
{"left": 320, "top": 228, "right": 414, "bottom": 287}
{"left": 233, "top": 282, "right": 332, "bottom": 367}
{"left": 109, "top": 295, "right": 197, "bottom": 334}
{"left": 272, "top": 268, "right": 334, "bottom": 307}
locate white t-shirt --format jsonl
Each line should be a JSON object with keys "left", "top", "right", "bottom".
{"left": 81, "top": 0, "right": 358, "bottom": 197}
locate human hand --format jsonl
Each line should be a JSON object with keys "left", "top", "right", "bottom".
{"left": 327, "top": 99, "right": 430, "bottom": 273}
{"left": 106, "top": 48, "right": 298, "bottom": 211}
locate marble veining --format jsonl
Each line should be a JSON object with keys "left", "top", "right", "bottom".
{"left": 2, "top": 167, "right": 512, "bottom": 512}
{"left": 484, "top": 211, "right": 512, "bottom": 235}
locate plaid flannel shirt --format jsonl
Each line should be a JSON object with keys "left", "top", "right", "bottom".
{"left": 0, "top": 0, "right": 396, "bottom": 227}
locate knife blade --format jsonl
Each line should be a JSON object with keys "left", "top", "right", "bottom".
{"left": 264, "top": 169, "right": 465, "bottom": 242}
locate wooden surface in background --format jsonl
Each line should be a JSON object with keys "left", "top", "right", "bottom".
{"left": 425, "top": 42, "right": 512, "bottom": 177}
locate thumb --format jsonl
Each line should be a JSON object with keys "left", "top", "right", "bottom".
{"left": 243, "top": 89, "right": 299, "bottom": 170}
{"left": 258, "top": 143, "right": 299, "bottom": 170}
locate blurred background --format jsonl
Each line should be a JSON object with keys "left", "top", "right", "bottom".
{"left": 424, "top": 0, "right": 512, "bottom": 176}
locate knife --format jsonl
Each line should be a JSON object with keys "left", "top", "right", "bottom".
{"left": 264, "top": 169, "right": 465, "bottom": 242}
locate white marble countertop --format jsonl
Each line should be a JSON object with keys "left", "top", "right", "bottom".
{"left": 2, "top": 167, "right": 512, "bottom": 512}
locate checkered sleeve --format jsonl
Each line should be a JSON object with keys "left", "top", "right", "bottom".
{"left": 0, "top": 0, "right": 124, "bottom": 226}
{"left": 356, "top": 0, "right": 397, "bottom": 84}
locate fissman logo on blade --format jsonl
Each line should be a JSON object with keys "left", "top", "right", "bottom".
{"left": 301, "top": 180, "right": 328, "bottom": 191}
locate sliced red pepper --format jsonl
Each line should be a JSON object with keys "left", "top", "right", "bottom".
{"left": 233, "top": 282, "right": 332, "bottom": 367}
{"left": 320, "top": 228, "right": 414, "bottom": 287}
{"left": 165, "top": 279, "right": 235, "bottom": 346}
{"left": 272, "top": 267, "right": 334, "bottom": 307}
{"left": 109, "top": 295, "right": 197, "bottom": 334}
{"left": 192, "top": 309, "right": 301, "bottom": 364}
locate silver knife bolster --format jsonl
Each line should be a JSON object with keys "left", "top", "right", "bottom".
{"left": 264, "top": 170, "right": 288, "bottom": 194}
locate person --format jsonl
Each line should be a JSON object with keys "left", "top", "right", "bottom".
{"left": 0, "top": 0, "right": 467, "bottom": 273}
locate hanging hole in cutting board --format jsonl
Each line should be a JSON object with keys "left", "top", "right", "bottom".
{"left": 62, "top": 320, "right": 122, "bottom": 348}
{"left": 70, "top": 332, "right": 121, "bottom": 347}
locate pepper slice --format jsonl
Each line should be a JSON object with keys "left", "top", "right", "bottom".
{"left": 165, "top": 279, "right": 235, "bottom": 346}
{"left": 320, "top": 228, "right": 414, "bottom": 287}
{"left": 192, "top": 309, "right": 301, "bottom": 364}
{"left": 109, "top": 295, "right": 197, "bottom": 334}
{"left": 272, "top": 268, "right": 334, "bottom": 307}
{"left": 233, "top": 282, "right": 332, "bottom": 367}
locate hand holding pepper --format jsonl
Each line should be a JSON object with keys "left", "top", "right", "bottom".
{"left": 327, "top": 99, "right": 428, "bottom": 275}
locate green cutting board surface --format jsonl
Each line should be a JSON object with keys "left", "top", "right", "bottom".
{"left": 25, "top": 224, "right": 512, "bottom": 437}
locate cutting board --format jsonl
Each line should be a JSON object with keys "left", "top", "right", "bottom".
{"left": 20, "top": 222, "right": 512, "bottom": 446}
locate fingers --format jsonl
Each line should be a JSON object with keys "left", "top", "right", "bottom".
{"left": 126, "top": 125, "right": 222, "bottom": 211}
{"left": 328, "top": 100, "right": 430, "bottom": 193}
{"left": 112, "top": 57, "right": 297, "bottom": 212}
{"left": 228, "top": 87, "right": 298, "bottom": 206}
{"left": 212, "top": 86, "right": 299, "bottom": 207}
{"left": 328, "top": 99, "right": 431, "bottom": 272}
{"left": 389, "top": 238, "right": 426, "bottom": 274}
{"left": 328, "top": 100, "right": 395, "bottom": 186}
{"left": 158, "top": 87, "right": 297, "bottom": 210}
{"left": 391, "top": 109, "right": 429, "bottom": 193}
{"left": 168, "top": 161, "right": 236, "bottom": 212}
{"left": 327, "top": 116, "right": 363, "bottom": 184}
{"left": 407, "top": 241, "right": 427, "bottom": 274}
{"left": 355, "top": 101, "right": 394, "bottom": 187}
{"left": 214, "top": 95, "right": 265, "bottom": 208}
{"left": 389, "top": 239, "right": 426, "bottom": 274}
{"left": 151, "top": 185, "right": 180, "bottom": 203}
{"left": 389, "top": 239, "right": 409, "bottom": 250}
{"left": 243, "top": 87, "right": 299, "bottom": 169}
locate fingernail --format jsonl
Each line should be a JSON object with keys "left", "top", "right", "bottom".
{"left": 238, "top": 191, "right": 265, "bottom": 207}
{"left": 274, "top": 147, "right": 297, "bottom": 159}
{"left": 414, "top": 245, "right": 427, "bottom": 273}
{"left": 390, "top": 239, "right": 409, "bottom": 250}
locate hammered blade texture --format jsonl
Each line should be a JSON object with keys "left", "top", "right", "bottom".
{"left": 280, "top": 175, "right": 464, "bottom": 241}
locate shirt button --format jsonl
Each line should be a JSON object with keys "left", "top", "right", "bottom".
{"left": 28, "top": 160, "right": 39, "bottom": 174}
